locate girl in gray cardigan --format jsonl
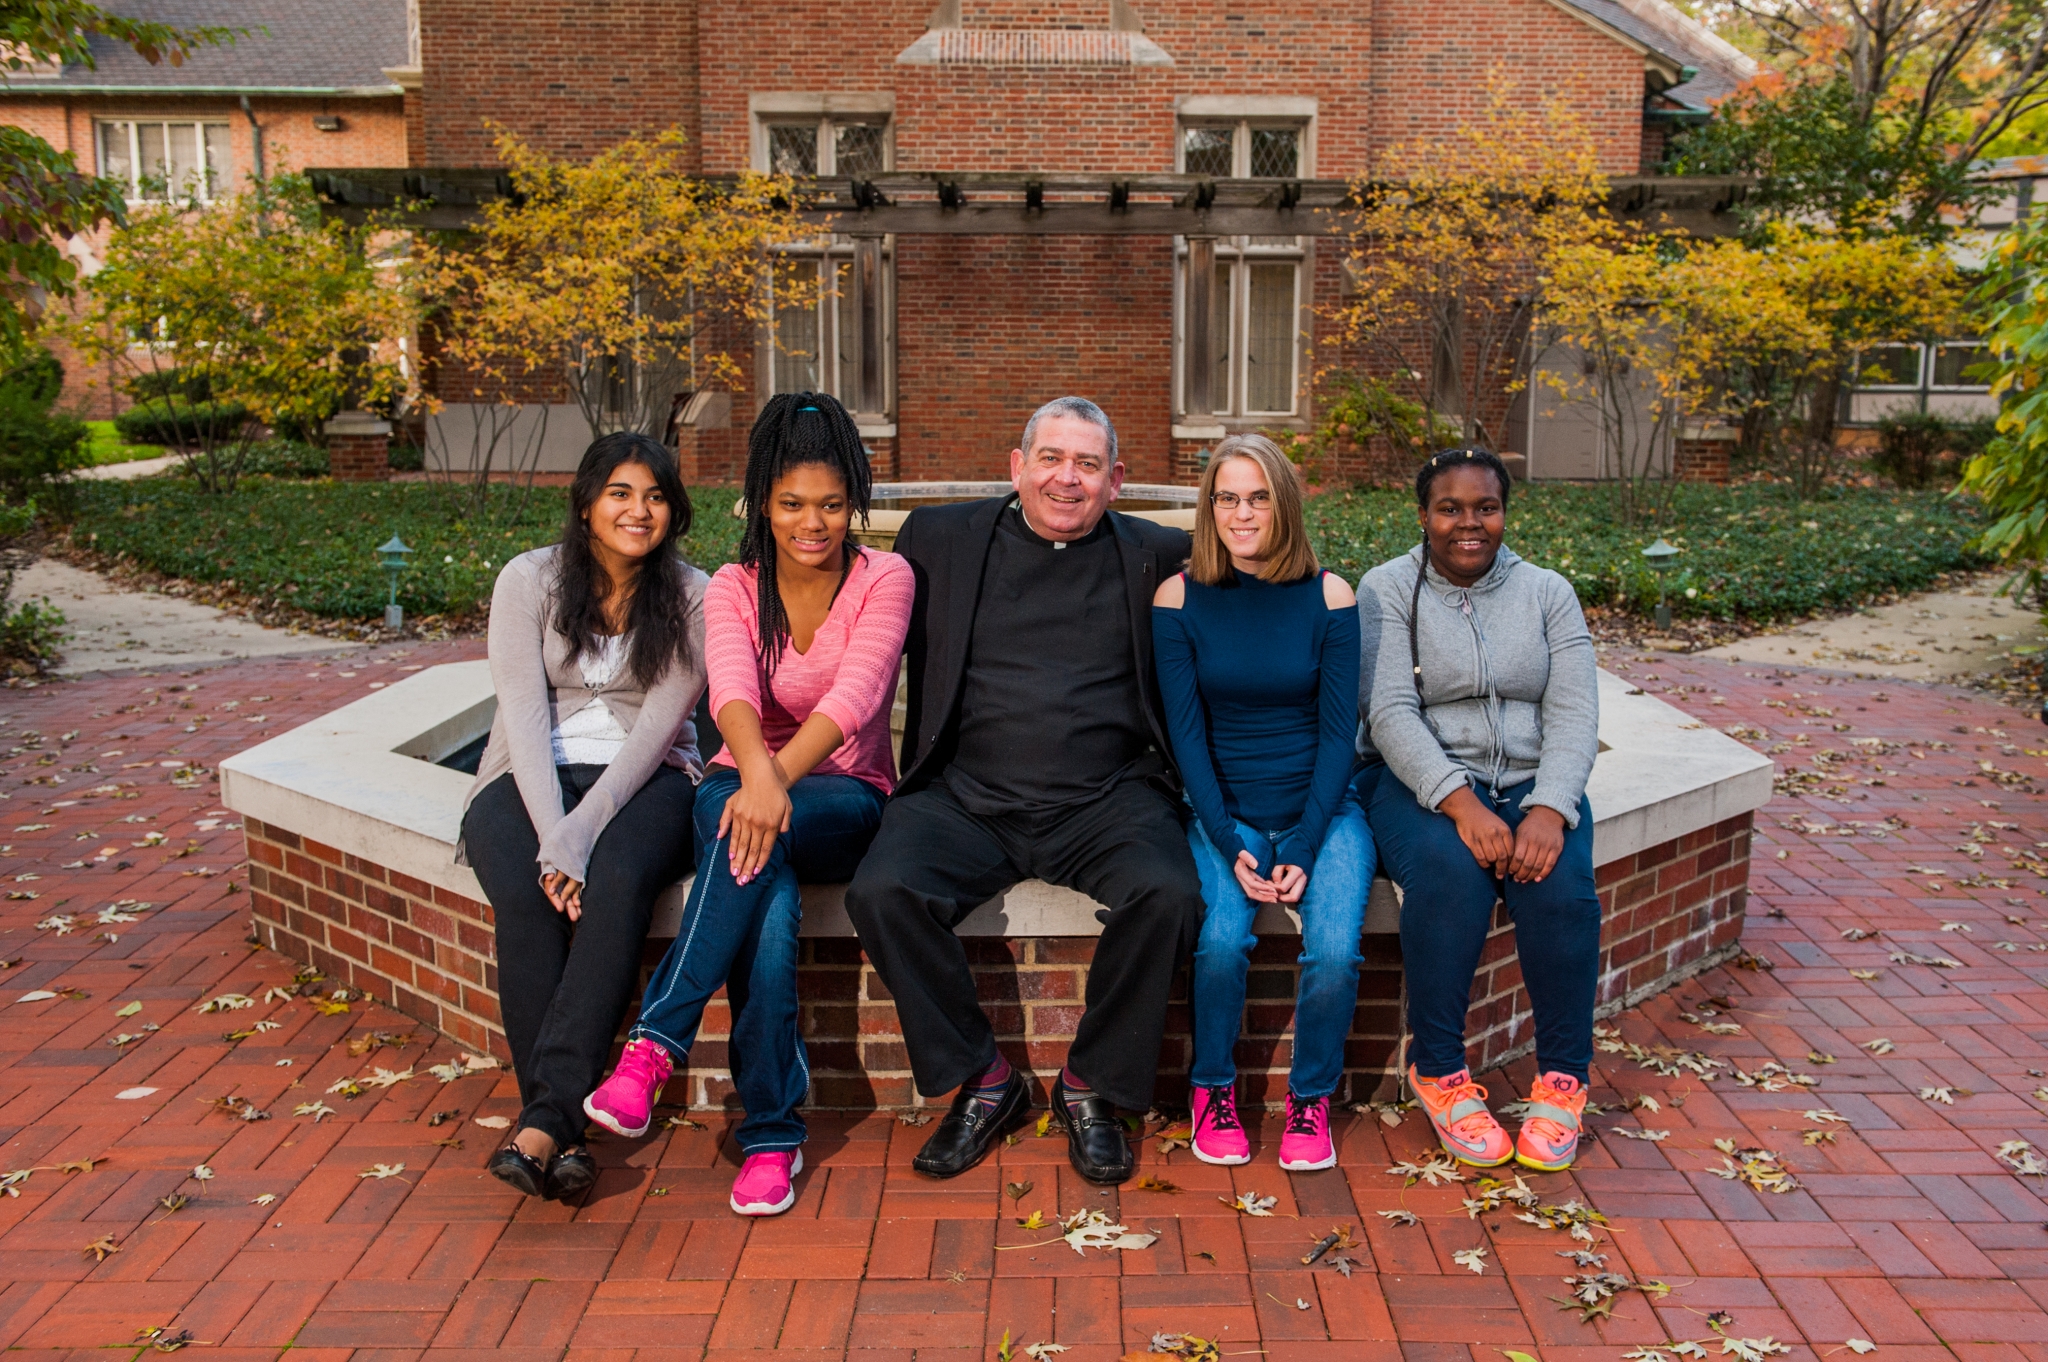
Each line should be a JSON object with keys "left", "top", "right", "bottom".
{"left": 1360, "top": 447, "right": 1600, "bottom": 1175}
{"left": 460, "top": 432, "right": 708, "bottom": 1202}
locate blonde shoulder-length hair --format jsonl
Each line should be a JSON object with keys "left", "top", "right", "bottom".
{"left": 1188, "top": 433, "right": 1320, "bottom": 587}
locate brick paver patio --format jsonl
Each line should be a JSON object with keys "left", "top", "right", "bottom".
{"left": 0, "top": 639, "right": 2043, "bottom": 1362}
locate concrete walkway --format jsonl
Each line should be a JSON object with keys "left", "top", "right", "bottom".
{"left": 73, "top": 454, "right": 182, "bottom": 481}
{"left": 0, "top": 643, "right": 2033, "bottom": 1358}
{"left": 12, "top": 559, "right": 356, "bottom": 676}
{"left": 1698, "top": 575, "right": 2045, "bottom": 681}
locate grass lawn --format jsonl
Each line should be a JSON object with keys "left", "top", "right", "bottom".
{"left": 81, "top": 420, "right": 164, "bottom": 467}
{"left": 59, "top": 474, "right": 1987, "bottom": 625}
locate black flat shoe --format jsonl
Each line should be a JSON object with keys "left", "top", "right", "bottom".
{"left": 487, "top": 1144, "right": 547, "bottom": 1197}
{"left": 543, "top": 1145, "right": 598, "bottom": 1201}
{"left": 1051, "top": 1072, "right": 1134, "bottom": 1184}
{"left": 912, "top": 1068, "right": 1031, "bottom": 1179}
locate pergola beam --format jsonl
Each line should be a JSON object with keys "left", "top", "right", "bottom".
{"left": 307, "top": 168, "right": 1753, "bottom": 237}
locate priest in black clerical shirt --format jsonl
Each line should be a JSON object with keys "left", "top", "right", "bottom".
{"left": 845, "top": 396, "right": 1200, "bottom": 1185}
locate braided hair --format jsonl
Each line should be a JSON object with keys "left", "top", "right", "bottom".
{"left": 739, "top": 391, "right": 874, "bottom": 695}
{"left": 1408, "top": 446, "right": 1513, "bottom": 697}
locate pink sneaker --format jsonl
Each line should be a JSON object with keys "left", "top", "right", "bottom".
{"left": 1190, "top": 1083, "right": 1251, "bottom": 1165}
{"left": 1277, "top": 1093, "right": 1335, "bottom": 1171}
{"left": 730, "top": 1149, "right": 802, "bottom": 1216}
{"left": 582, "top": 1038, "right": 673, "bottom": 1138}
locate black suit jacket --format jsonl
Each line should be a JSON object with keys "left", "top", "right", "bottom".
{"left": 892, "top": 496, "right": 1194, "bottom": 799}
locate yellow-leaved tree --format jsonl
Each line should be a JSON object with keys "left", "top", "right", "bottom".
{"left": 1322, "top": 76, "right": 1621, "bottom": 456}
{"left": 419, "top": 126, "right": 813, "bottom": 504}
{"left": 64, "top": 175, "right": 417, "bottom": 493}
{"left": 1540, "top": 226, "right": 1963, "bottom": 515}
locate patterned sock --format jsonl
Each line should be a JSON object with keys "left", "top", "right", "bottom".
{"left": 967, "top": 1053, "right": 1013, "bottom": 1115}
{"left": 1058, "top": 1065, "right": 1097, "bottom": 1120}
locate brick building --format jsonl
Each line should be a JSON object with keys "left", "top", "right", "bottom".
{"left": 0, "top": 0, "right": 415, "bottom": 417}
{"left": 385, "top": 0, "right": 1750, "bottom": 485}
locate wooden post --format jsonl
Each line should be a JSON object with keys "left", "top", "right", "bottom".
{"left": 1184, "top": 236, "right": 1216, "bottom": 417}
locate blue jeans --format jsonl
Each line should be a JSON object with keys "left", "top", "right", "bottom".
{"left": 630, "top": 766, "right": 886, "bottom": 1153}
{"left": 1366, "top": 770, "right": 1599, "bottom": 1084}
{"left": 1187, "top": 791, "right": 1376, "bottom": 1099}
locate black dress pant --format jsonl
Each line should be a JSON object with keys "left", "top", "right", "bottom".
{"left": 844, "top": 775, "right": 1202, "bottom": 1111}
{"left": 463, "top": 764, "right": 697, "bottom": 1149}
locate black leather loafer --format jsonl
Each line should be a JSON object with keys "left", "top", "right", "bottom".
{"left": 912, "top": 1068, "right": 1032, "bottom": 1178}
{"left": 1051, "top": 1073, "right": 1134, "bottom": 1184}
{"left": 543, "top": 1146, "right": 598, "bottom": 1201}
{"left": 487, "top": 1144, "right": 547, "bottom": 1197}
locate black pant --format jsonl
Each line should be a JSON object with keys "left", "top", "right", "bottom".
{"left": 463, "top": 764, "right": 697, "bottom": 1149}
{"left": 844, "top": 775, "right": 1203, "bottom": 1111}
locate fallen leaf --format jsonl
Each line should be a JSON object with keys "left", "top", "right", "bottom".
{"left": 473, "top": 1115, "right": 512, "bottom": 1130}
{"left": 15, "top": 990, "right": 56, "bottom": 1002}
{"left": 189, "top": 1165, "right": 213, "bottom": 1181}
{"left": 1919, "top": 1086, "right": 1956, "bottom": 1105}
{"left": 1453, "top": 1245, "right": 1489, "bottom": 1274}
{"left": 114, "top": 1087, "right": 157, "bottom": 1100}
{"left": 1803, "top": 1130, "right": 1838, "bottom": 1146}
{"left": 1005, "top": 1180, "right": 1034, "bottom": 1202}
{"left": 1807, "top": 1051, "right": 1836, "bottom": 1065}
{"left": 897, "top": 1110, "right": 932, "bottom": 1126}
{"left": 1998, "top": 1140, "right": 2048, "bottom": 1175}
{"left": 358, "top": 1162, "right": 406, "bottom": 1180}
{"left": 292, "top": 1101, "right": 336, "bottom": 1122}
{"left": 156, "top": 1193, "right": 187, "bottom": 1213}
{"left": 83, "top": 1232, "right": 121, "bottom": 1261}
{"left": 1135, "top": 1174, "right": 1181, "bottom": 1194}
{"left": 1377, "top": 1209, "right": 1419, "bottom": 1226}
{"left": 115, "top": 1001, "right": 141, "bottom": 1018}
{"left": 1850, "top": 970, "right": 1880, "bottom": 980}
{"left": 663, "top": 1114, "right": 705, "bottom": 1129}
{"left": 1057, "top": 1207, "right": 1156, "bottom": 1255}
{"left": 1845, "top": 1342, "right": 1877, "bottom": 1355}
{"left": 1720, "top": 1338, "right": 1791, "bottom": 1362}
{"left": 1618, "top": 1128, "right": 1671, "bottom": 1141}
{"left": 1863, "top": 1038, "right": 1896, "bottom": 1055}
{"left": 1388, "top": 1151, "right": 1467, "bottom": 1187}
{"left": 1804, "top": 1109, "right": 1849, "bottom": 1124}
{"left": 1023, "top": 1345, "right": 1069, "bottom": 1360}
{"left": 1016, "top": 1210, "right": 1048, "bottom": 1230}
{"left": 251, "top": 1194, "right": 276, "bottom": 1206}
{"left": 194, "top": 993, "right": 253, "bottom": 1013}
{"left": 1034, "top": 1111, "right": 1052, "bottom": 1138}
{"left": 1222, "top": 1190, "right": 1279, "bottom": 1216}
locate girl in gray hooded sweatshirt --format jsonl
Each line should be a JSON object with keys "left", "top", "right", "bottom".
{"left": 1358, "top": 447, "right": 1601, "bottom": 1175}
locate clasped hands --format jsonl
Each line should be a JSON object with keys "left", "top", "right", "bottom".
{"left": 1232, "top": 850, "right": 1307, "bottom": 904}
{"left": 1440, "top": 785, "right": 1564, "bottom": 883}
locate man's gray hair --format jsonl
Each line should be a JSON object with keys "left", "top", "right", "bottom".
{"left": 1021, "top": 396, "right": 1117, "bottom": 462}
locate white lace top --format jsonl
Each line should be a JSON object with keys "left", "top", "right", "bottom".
{"left": 550, "top": 634, "right": 631, "bottom": 765}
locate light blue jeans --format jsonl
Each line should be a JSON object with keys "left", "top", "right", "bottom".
{"left": 1187, "top": 790, "right": 1376, "bottom": 1099}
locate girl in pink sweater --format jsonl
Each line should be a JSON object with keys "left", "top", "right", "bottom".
{"left": 584, "top": 392, "right": 911, "bottom": 1217}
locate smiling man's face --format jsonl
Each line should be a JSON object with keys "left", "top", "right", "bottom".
{"left": 1010, "top": 412, "right": 1123, "bottom": 542}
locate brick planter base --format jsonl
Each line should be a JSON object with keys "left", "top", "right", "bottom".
{"left": 244, "top": 811, "right": 1751, "bottom": 1110}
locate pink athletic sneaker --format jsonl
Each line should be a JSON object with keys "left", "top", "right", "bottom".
{"left": 1514, "top": 1072, "right": 1588, "bottom": 1172}
{"left": 1190, "top": 1083, "right": 1251, "bottom": 1165}
{"left": 1409, "top": 1065, "right": 1513, "bottom": 1168}
{"left": 1277, "top": 1093, "right": 1336, "bottom": 1171}
{"left": 730, "top": 1149, "right": 802, "bottom": 1216}
{"left": 582, "top": 1037, "right": 673, "bottom": 1139}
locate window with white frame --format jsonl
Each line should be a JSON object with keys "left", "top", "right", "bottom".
{"left": 98, "top": 120, "right": 232, "bottom": 202}
{"left": 1847, "top": 340, "right": 1994, "bottom": 423}
{"left": 1176, "top": 119, "right": 1308, "bottom": 419}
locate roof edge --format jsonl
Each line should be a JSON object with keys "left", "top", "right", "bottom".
{"left": 1537, "top": 0, "right": 1687, "bottom": 82}
{"left": 0, "top": 82, "right": 403, "bottom": 97}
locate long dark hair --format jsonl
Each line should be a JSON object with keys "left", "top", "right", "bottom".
{"left": 1409, "top": 446, "right": 1512, "bottom": 696}
{"left": 739, "top": 392, "right": 873, "bottom": 690}
{"left": 554, "top": 431, "right": 696, "bottom": 689}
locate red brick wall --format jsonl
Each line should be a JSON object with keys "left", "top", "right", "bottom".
{"left": 420, "top": 0, "right": 701, "bottom": 166}
{"left": 243, "top": 811, "right": 1751, "bottom": 1111}
{"left": 895, "top": 234, "right": 1177, "bottom": 484}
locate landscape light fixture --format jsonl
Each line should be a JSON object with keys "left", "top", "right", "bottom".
{"left": 377, "top": 535, "right": 413, "bottom": 631}
{"left": 1641, "top": 537, "right": 1680, "bottom": 632}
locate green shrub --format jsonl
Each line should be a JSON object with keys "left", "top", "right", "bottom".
{"left": 1301, "top": 373, "right": 1462, "bottom": 482}
{"left": 1869, "top": 411, "right": 1996, "bottom": 489}
{"left": 235, "top": 439, "right": 327, "bottom": 479}
{"left": 115, "top": 396, "right": 250, "bottom": 448}
{"left": 1305, "top": 482, "right": 1988, "bottom": 621}
{"left": 0, "top": 596, "right": 64, "bottom": 674}
{"left": 0, "top": 348, "right": 63, "bottom": 410}
{"left": 64, "top": 478, "right": 745, "bottom": 619}
{"left": 123, "top": 368, "right": 212, "bottom": 404}
{"left": 389, "top": 442, "right": 425, "bottom": 473}
{"left": 0, "top": 395, "right": 86, "bottom": 503}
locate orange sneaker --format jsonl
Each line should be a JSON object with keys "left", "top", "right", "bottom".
{"left": 1408, "top": 1066, "right": 1513, "bottom": 1168}
{"left": 1514, "top": 1071, "right": 1588, "bottom": 1172}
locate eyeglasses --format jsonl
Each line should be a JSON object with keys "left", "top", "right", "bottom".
{"left": 1210, "top": 490, "right": 1273, "bottom": 511}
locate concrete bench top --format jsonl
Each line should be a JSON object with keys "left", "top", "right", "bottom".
{"left": 220, "top": 662, "right": 1771, "bottom": 940}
